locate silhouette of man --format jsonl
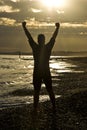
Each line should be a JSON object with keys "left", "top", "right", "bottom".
{"left": 22, "top": 21, "right": 60, "bottom": 113}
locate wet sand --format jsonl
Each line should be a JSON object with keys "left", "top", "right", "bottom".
{"left": 0, "top": 70, "right": 87, "bottom": 130}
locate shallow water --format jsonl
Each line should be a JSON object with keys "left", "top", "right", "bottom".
{"left": 0, "top": 55, "right": 87, "bottom": 109}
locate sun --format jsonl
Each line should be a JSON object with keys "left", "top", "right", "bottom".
{"left": 42, "top": 0, "right": 66, "bottom": 8}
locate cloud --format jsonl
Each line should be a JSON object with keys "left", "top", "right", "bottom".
{"left": 56, "top": 10, "right": 64, "bottom": 14}
{"left": 20, "top": 20, "right": 87, "bottom": 29}
{"left": 0, "top": 5, "right": 20, "bottom": 13}
{"left": 31, "top": 8, "right": 42, "bottom": 13}
{"left": 80, "top": 32, "right": 87, "bottom": 35}
{"left": 0, "top": 0, "right": 4, "bottom": 4}
{"left": 0, "top": 16, "right": 53, "bottom": 27}
{"left": 0, "top": 17, "right": 18, "bottom": 26}
{"left": 61, "top": 22, "right": 87, "bottom": 28}
{"left": 25, "top": 19, "right": 53, "bottom": 28}
{"left": 10, "top": 0, "right": 20, "bottom": 2}
{"left": 1, "top": 14, "right": 87, "bottom": 30}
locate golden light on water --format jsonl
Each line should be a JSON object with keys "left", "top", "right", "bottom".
{"left": 50, "top": 62, "right": 65, "bottom": 69}
{"left": 50, "top": 60, "right": 84, "bottom": 73}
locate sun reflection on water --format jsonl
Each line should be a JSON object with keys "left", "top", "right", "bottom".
{"left": 50, "top": 60, "right": 81, "bottom": 73}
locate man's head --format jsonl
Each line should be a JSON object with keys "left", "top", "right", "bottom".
{"left": 38, "top": 34, "right": 45, "bottom": 46}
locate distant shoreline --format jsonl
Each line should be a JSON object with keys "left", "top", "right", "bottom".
{"left": 0, "top": 51, "right": 87, "bottom": 56}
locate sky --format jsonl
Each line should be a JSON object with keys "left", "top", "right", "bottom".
{"left": 0, "top": 0, "right": 87, "bottom": 53}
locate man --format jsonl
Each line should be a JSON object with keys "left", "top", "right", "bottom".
{"left": 22, "top": 21, "right": 60, "bottom": 113}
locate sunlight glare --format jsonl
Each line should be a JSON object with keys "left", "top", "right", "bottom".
{"left": 42, "top": 0, "right": 66, "bottom": 8}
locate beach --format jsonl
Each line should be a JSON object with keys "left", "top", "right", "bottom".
{"left": 0, "top": 55, "right": 87, "bottom": 130}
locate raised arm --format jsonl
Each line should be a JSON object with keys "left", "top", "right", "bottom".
{"left": 22, "top": 21, "right": 37, "bottom": 49}
{"left": 47, "top": 23, "right": 60, "bottom": 49}
{"left": 22, "top": 21, "right": 33, "bottom": 41}
{"left": 52, "top": 23, "right": 60, "bottom": 39}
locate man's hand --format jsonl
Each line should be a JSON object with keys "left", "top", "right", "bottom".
{"left": 22, "top": 21, "right": 26, "bottom": 27}
{"left": 55, "top": 23, "right": 60, "bottom": 28}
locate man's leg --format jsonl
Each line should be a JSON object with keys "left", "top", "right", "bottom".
{"left": 33, "top": 71, "right": 42, "bottom": 113}
{"left": 46, "top": 84, "right": 56, "bottom": 111}
{"left": 44, "top": 76, "right": 56, "bottom": 112}
{"left": 31, "top": 83, "right": 41, "bottom": 129}
{"left": 33, "top": 83, "right": 41, "bottom": 113}
{"left": 34, "top": 89, "right": 39, "bottom": 110}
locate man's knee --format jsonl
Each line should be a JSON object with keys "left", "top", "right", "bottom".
{"left": 46, "top": 85, "right": 53, "bottom": 92}
{"left": 33, "top": 82, "right": 41, "bottom": 92}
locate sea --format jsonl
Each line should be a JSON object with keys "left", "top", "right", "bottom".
{"left": 0, "top": 54, "right": 87, "bottom": 109}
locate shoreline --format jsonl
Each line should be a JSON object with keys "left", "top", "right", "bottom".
{"left": 0, "top": 88, "right": 87, "bottom": 130}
